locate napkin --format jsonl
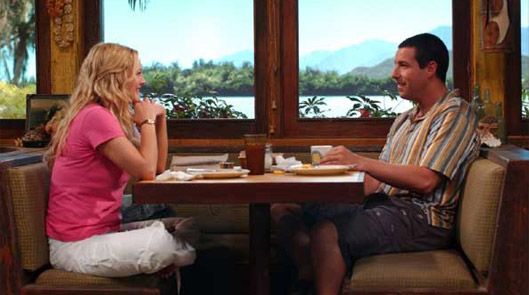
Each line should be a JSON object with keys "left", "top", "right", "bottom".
{"left": 156, "top": 170, "right": 197, "bottom": 181}
{"left": 273, "top": 155, "right": 302, "bottom": 171}
{"left": 171, "top": 154, "right": 229, "bottom": 171}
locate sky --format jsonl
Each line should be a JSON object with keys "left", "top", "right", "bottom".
{"left": 103, "top": 0, "right": 455, "bottom": 67}
{"left": 4, "top": 0, "right": 529, "bottom": 81}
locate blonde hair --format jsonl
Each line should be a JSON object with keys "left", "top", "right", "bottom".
{"left": 45, "top": 43, "right": 140, "bottom": 168}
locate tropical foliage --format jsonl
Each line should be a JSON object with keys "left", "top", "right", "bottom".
{"left": 522, "top": 87, "right": 529, "bottom": 119}
{"left": 143, "top": 61, "right": 399, "bottom": 98}
{"left": 0, "top": 81, "right": 35, "bottom": 118}
{"left": 346, "top": 93, "right": 398, "bottom": 118}
{"left": 0, "top": 0, "right": 35, "bottom": 118}
{"left": 143, "top": 60, "right": 254, "bottom": 97}
{"left": 299, "top": 96, "right": 329, "bottom": 118}
{"left": 155, "top": 93, "right": 247, "bottom": 119}
{"left": 0, "top": 0, "right": 35, "bottom": 85}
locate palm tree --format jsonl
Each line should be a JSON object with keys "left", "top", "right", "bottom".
{"left": 0, "top": 0, "right": 35, "bottom": 85}
{"left": 128, "top": 0, "right": 149, "bottom": 11}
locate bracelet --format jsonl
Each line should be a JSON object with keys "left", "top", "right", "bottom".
{"left": 138, "top": 118, "right": 156, "bottom": 128}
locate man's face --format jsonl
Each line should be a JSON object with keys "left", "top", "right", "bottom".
{"left": 391, "top": 47, "right": 430, "bottom": 101}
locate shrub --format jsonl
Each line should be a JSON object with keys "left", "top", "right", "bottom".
{"left": 0, "top": 82, "right": 36, "bottom": 119}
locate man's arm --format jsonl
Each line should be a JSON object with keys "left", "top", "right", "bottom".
{"left": 363, "top": 174, "right": 381, "bottom": 195}
{"left": 321, "top": 145, "right": 442, "bottom": 195}
{"left": 359, "top": 156, "right": 442, "bottom": 194}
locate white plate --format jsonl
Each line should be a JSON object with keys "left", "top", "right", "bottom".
{"left": 291, "top": 165, "right": 350, "bottom": 176}
{"left": 192, "top": 169, "right": 250, "bottom": 179}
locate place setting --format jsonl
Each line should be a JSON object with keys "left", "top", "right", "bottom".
{"left": 288, "top": 164, "right": 354, "bottom": 176}
{"left": 156, "top": 154, "right": 251, "bottom": 181}
{"left": 271, "top": 145, "right": 356, "bottom": 176}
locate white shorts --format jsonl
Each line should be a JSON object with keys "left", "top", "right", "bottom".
{"left": 49, "top": 221, "right": 196, "bottom": 277}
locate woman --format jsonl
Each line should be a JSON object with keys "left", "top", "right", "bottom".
{"left": 45, "top": 43, "right": 195, "bottom": 279}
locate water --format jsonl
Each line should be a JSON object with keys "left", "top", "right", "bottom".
{"left": 219, "top": 95, "right": 413, "bottom": 119}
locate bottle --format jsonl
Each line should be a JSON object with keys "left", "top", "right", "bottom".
{"left": 482, "top": 89, "right": 493, "bottom": 117}
{"left": 264, "top": 143, "right": 273, "bottom": 171}
{"left": 471, "top": 85, "right": 485, "bottom": 120}
{"left": 495, "top": 102, "right": 506, "bottom": 144}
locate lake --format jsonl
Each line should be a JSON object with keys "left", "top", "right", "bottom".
{"left": 219, "top": 95, "right": 413, "bottom": 119}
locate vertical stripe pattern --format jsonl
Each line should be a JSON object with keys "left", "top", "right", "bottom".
{"left": 378, "top": 91, "right": 480, "bottom": 229}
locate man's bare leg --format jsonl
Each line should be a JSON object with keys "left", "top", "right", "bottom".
{"left": 310, "top": 220, "right": 346, "bottom": 295}
{"left": 271, "top": 203, "right": 313, "bottom": 281}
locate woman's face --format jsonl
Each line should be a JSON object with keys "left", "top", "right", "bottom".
{"left": 130, "top": 57, "right": 145, "bottom": 103}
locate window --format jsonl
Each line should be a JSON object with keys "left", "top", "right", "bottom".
{"left": 82, "top": 1, "right": 472, "bottom": 140}
{"left": 297, "top": 1, "right": 452, "bottom": 119}
{"left": 281, "top": 0, "right": 468, "bottom": 138}
{"left": 0, "top": 1, "right": 36, "bottom": 119}
{"left": 103, "top": 0, "right": 255, "bottom": 120}
{"left": 101, "top": 0, "right": 257, "bottom": 138}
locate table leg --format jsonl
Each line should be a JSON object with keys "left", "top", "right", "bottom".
{"left": 249, "top": 203, "right": 270, "bottom": 295}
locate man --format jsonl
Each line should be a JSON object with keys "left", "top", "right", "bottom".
{"left": 271, "top": 33, "right": 480, "bottom": 295}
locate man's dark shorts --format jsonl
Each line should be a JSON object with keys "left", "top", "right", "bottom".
{"left": 302, "top": 193, "right": 453, "bottom": 275}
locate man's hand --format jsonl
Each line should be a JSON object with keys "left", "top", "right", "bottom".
{"left": 320, "top": 145, "right": 365, "bottom": 169}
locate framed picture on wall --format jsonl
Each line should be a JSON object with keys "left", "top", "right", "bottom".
{"left": 23, "top": 94, "right": 69, "bottom": 147}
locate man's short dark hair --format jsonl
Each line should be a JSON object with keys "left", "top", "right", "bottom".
{"left": 398, "top": 33, "right": 449, "bottom": 83}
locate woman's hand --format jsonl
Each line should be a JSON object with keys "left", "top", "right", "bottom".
{"left": 154, "top": 103, "right": 166, "bottom": 120}
{"left": 133, "top": 99, "right": 158, "bottom": 126}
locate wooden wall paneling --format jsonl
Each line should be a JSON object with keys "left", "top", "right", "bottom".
{"left": 504, "top": 0, "right": 524, "bottom": 136}
{"left": 254, "top": 0, "right": 278, "bottom": 137}
{"left": 83, "top": 0, "right": 102, "bottom": 57}
{"left": 453, "top": 0, "right": 472, "bottom": 101}
{"left": 484, "top": 146, "right": 529, "bottom": 294}
{"left": 49, "top": 0, "right": 85, "bottom": 94}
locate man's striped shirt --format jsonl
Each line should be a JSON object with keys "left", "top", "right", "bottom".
{"left": 378, "top": 91, "right": 480, "bottom": 229}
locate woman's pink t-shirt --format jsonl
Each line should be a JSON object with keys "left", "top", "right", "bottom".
{"left": 46, "top": 104, "right": 130, "bottom": 242}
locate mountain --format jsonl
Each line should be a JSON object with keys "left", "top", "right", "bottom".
{"left": 299, "top": 50, "right": 333, "bottom": 69}
{"left": 215, "top": 49, "right": 254, "bottom": 67}
{"left": 301, "top": 39, "right": 396, "bottom": 74}
{"left": 350, "top": 51, "right": 454, "bottom": 80}
{"left": 430, "top": 26, "right": 453, "bottom": 50}
{"left": 214, "top": 26, "right": 456, "bottom": 77}
{"left": 300, "top": 26, "right": 452, "bottom": 76}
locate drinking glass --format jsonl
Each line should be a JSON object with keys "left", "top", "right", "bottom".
{"left": 244, "top": 134, "right": 267, "bottom": 175}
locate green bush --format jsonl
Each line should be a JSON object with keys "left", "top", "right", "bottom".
{"left": 155, "top": 93, "right": 248, "bottom": 119}
{"left": 0, "top": 82, "right": 35, "bottom": 119}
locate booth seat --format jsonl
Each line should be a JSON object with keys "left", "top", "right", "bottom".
{"left": 343, "top": 146, "right": 528, "bottom": 294}
{"left": 0, "top": 162, "right": 172, "bottom": 295}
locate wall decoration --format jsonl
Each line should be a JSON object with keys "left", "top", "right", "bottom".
{"left": 481, "top": 0, "right": 512, "bottom": 51}
{"left": 46, "top": 0, "right": 74, "bottom": 48}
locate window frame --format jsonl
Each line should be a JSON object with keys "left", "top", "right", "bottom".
{"left": 280, "top": 0, "right": 472, "bottom": 138}
{"left": 24, "top": 0, "right": 528, "bottom": 143}
{"left": 505, "top": 0, "right": 528, "bottom": 135}
{"left": 98, "top": 0, "right": 265, "bottom": 138}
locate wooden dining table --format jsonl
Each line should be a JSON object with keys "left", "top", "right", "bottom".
{"left": 133, "top": 171, "right": 365, "bottom": 295}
